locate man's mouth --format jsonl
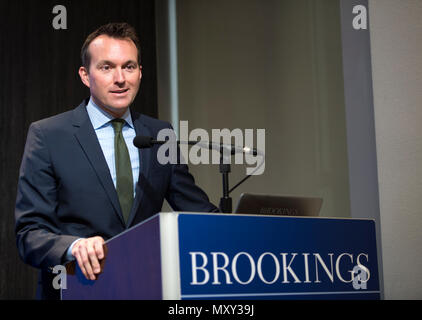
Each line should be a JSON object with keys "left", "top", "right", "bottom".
{"left": 110, "top": 89, "right": 129, "bottom": 95}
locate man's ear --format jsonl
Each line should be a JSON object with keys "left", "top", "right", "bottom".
{"left": 139, "top": 65, "right": 142, "bottom": 81}
{"left": 78, "top": 66, "right": 90, "bottom": 88}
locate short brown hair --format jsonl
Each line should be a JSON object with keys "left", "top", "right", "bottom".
{"left": 81, "top": 22, "right": 141, "bottom": 70}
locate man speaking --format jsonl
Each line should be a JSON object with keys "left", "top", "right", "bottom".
{"left": 14, "top": 22, "right": 218, "bottom": 300}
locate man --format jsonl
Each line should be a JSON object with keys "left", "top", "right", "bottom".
{"left": 15, "top": 22, "right": 218, "bottom": 300}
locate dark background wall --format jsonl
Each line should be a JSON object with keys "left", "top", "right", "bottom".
{"left": 0, "top": 0, "right": 157, "bottom": 299}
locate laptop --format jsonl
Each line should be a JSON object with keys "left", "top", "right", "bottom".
{"left": 234, "top": 193, "right": 323, "bottom": 217}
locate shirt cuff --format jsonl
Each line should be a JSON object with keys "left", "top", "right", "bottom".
{"left": 65, "top": 238, "right": 83, "bottom": 261}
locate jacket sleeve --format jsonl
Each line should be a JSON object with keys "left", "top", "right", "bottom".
{"left": 164, "top": 145, "right": 220, "bottom": 213}
{"left": 14, "top": 122, "right": 79, "bottom": 270}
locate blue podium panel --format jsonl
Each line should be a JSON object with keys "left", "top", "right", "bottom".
{"left": 62, "top": 215, "right": 163, "bottom": 300}
{"left": 177, "top": 213, "right": 380, "bottom": 300}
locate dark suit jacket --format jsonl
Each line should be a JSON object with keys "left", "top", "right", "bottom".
{"left": 14, "top": 99, "right": 218, "bottom": 299}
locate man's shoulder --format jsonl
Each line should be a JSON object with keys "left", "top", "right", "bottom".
{"left": 29, "top": 100, "right": 87, "bottom": 135}
{"left": 33, "top": 109, "right": 74, "bottom": 127}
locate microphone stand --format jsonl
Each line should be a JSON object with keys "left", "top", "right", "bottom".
{"left": 217, "top": 145, "right": 264, "bottom": 214}
{"left": 218, "top": 149, "right": 232, "bottom": 213}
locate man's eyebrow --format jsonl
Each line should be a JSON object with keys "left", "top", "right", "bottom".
{"left": 96, "top": 60, "right": 139, "bottom": 67}
{"left": 123, "top": 60, "right": 139, "bottom": 66}
{"left": 96, "top": 60, "right": 116, "bottom": 67}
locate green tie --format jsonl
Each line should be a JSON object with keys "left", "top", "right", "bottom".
{"left": 111, "top": 119, "right": 133, "bottom": 224}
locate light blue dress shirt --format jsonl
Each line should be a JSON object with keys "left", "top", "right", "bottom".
{"left": 65, "top": 98, "right": 140, "bottom": 261}
{"left": 86, "top": 98, "right": 140, "bottom": 193}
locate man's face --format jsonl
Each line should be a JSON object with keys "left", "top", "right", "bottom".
{"left": 79, "top": 35, "right": 142, "bottom": 118}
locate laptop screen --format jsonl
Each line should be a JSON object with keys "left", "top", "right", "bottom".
{"left": 234, "top": 193, "right": 323, "bottom": 217}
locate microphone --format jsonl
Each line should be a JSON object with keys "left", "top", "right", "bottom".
{"left": 133, "top": 135, "right": 260, "bottom": 156}
{"left": 133, "top": 135, "right": 165, "bottom": 148}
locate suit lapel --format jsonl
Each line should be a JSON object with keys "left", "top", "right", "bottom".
{"left": 72, "top": 101, "right": 125, "bottom": 226}
{"left": 126, "top": 111, "right": 153, "bottom": 226}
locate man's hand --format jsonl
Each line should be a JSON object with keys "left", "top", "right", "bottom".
{"left": 71, "top": 236, "right": 106, "bottom": 280}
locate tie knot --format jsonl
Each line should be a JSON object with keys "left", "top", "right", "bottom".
{"left": 111, "top": 119, "right": 125, "bottom": 133}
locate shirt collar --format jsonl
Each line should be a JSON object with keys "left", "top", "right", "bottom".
{"left": 86, "top": 97, "right": 134, "bottom": 129}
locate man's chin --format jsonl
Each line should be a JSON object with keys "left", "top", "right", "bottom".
{"left": 110, "top": 97, "right": 135, "bottom": 109}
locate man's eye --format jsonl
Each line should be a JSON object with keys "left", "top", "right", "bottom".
{"left": 126, "top": 65, "right": 136, "bottom": 70}
{"left": 100, "top": 65, "right": 110, "bottom": 71}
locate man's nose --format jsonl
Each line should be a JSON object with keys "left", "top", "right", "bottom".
{"left": 114, "top": 68, "right": 125, "bottom": 84}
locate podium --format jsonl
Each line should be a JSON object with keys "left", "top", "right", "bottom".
{"left": 61, "top": 212, "right": 380, "bottom": 300}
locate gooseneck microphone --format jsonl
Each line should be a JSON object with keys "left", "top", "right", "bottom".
{"left": 133, "top": 135, "right": 263, "bottom": 213}
{"left": 133, "top": 135, "right": 260, "bottom": 156}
